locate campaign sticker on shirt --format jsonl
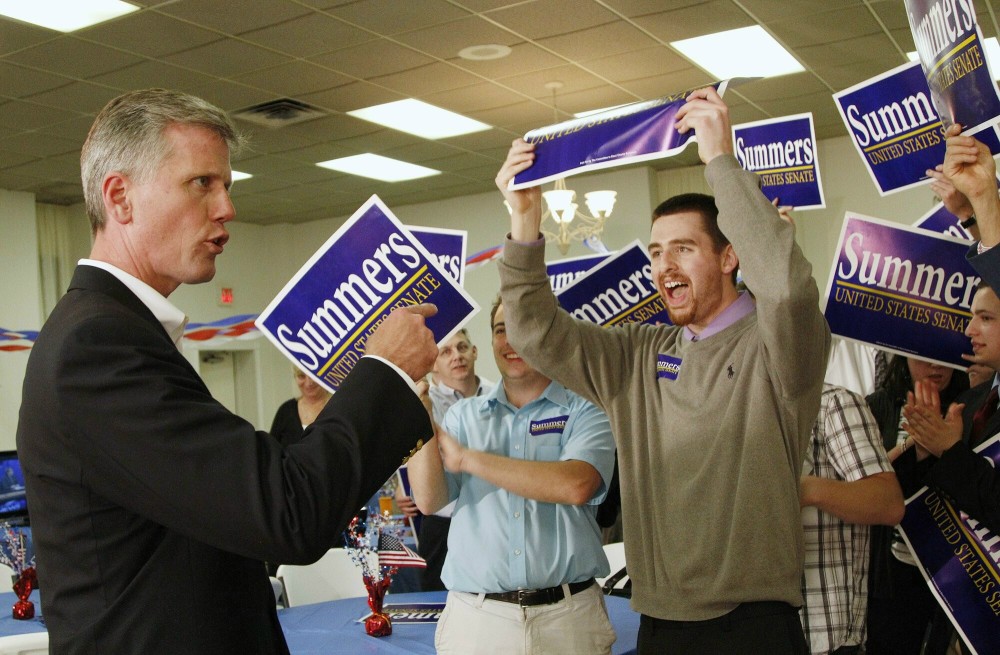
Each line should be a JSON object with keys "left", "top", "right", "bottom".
{"left": 657, "top": 354, "right": 682, "bottom": 381}
{"left": 529, "top": 415, "right": 569, "bottom": 436}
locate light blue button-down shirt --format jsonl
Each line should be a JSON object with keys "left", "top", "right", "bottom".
{"left": 440, "top": 381, "right": 615, "bottom": 593}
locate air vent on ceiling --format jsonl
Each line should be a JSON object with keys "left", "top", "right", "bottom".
{"left": 232, "top": 98, "right": 326, "bottom": 128}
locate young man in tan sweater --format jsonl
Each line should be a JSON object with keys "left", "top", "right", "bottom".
{"left": 495, "top": 86, "right": 830, "bottom": 654}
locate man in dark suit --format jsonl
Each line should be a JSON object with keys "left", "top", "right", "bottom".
{"left": 16, "top": 89, "right": 439, "bottom": 655}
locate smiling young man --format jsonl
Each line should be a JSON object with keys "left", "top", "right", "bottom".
{"left": 494, "top": 86, "right": 830, "bottom": 653}
{"left": 407, "top": 298, "right": 616, "bottom": 655}
{"left": 16, "top": 89, "right": 438, "bottom": 655}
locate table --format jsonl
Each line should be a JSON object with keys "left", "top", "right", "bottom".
{"left": 281, "top": 591, "right": 639, "bottom": 654}
{"left": 0, "top": 591, "right": 639, "bottom": 654}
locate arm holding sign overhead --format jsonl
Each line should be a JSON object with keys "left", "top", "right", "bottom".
{"left": 944, "top": 124, "right": 1000, "bottom": 255}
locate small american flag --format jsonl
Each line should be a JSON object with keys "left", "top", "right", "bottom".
{"left": 377, "top": 531, "right": 426, "bottom": 569}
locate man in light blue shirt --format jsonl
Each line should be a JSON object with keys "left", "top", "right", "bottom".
{"left": 408, "top": 297, "right": 617, "bottom": 655}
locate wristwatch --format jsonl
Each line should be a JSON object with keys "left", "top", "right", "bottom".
{"left": 961, "top": 215, "right": 977, "bottom": 229}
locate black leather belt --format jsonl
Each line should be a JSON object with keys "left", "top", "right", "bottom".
{"left": 484, "top": 579, "right": 595, "bottom": 607}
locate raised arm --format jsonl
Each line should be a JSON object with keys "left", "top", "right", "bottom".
{"left": 942, "top": 123, "right": 1000, "bottom": 247}
{"left": 681, "top": 88, "right": 829, "bottom": 398}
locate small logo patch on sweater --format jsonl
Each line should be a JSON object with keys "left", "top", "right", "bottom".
{"left": 657, "top": 354, "right": 682, "bottom": 381}
{"left": 529, "top": 415, "right": 569, "bottom": 436}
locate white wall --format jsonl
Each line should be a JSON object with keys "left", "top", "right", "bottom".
{"left": 0, "top": 191, "right": 41, "bottom": 450}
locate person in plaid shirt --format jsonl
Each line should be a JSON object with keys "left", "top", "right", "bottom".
{"left": 799, "top": 384, "right": 904, "bottom": 654}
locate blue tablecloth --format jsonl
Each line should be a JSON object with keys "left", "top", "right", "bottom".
{"left": 0, "top": 590, "right": 639, "bottom": 654}
{"left": 280, "top": 591, "right": 639, "bottom": 654}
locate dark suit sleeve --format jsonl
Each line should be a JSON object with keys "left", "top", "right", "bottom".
{"left": 925, "top": 441, "right": 1000, "bottom": 533}
{"left": 49, "top": 308, "right": 430, "bottom": 564}
{"left": 968, "top": 241, "right": 1000, "bottom": 289}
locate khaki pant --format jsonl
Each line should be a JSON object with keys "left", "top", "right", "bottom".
{"left": 435, "top": 583, "right": 616, "bottom": 655}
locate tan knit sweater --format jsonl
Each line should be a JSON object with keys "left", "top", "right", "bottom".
{"left": 498, "top": 154, "right": 831, "bottom": 621}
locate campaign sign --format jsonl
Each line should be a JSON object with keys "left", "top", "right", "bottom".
{"left": 732, "top": 113, "right": 824, "bottom": 209}
{"left": 905, "top": 0, "right": 1000, "bottom": 136}
{"left": 256, "top": 195, "right": 479, "bottom": 392}
{"left": 821, "top": 213, "right": 979, "bottom": 368}
{"left": 510, "top": 81, "right": 730, "bottom": 190}
{"left": 913, "top": 202, "right": 974, "bottom": 241}
{"left": 407, "top": 226, "right": 467, "bottom": 287}
{"left": 555, "top": 241, "right": 670, "bottom": 327}
{"left": 898, "top": 434, "right": 1000, "bottom": 655}
{"left": 834, "top": 61, "right": 949, "bottom": 196}
{"left": 547, "top": 253, "right": 611, "bottom": 292}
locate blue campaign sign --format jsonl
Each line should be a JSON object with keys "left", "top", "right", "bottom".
{"left": 913, "top": 202, "right": 974, "bottom": 241}
{"left": 905, "top": 0, "right": 1000, "bottom": 136}
{"left": 546, "top": 253, "right": 611, "bottom": 292}
{"left": 732, "top": 113, "right": 824, "bottom": 210}
{"left": 510, "top": 81, "right": 730, "bottom": 190}
{"left": 899, "top": 434, "right": 1000, "bottom": 655}
{"left": 834, "top": 61, "right": 948, "bottom": 196}
{"left": 822, "top": 213, "right": 979, "bottom": 368}
{"left": 555, "top": 241, "right": 670, "bottom": 327}
{"left": 407, "top": 226, "right": 467, "bottom": 287}
{"left": 256, "top": 195, "right": 479, "bottom": 392}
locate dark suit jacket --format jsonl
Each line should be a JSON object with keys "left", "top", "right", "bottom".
{"left": 16, "top": 265, "right": 431, "bottom": 655}
{"left": 895, "top": 380, "right": 1000, "bottom": 534}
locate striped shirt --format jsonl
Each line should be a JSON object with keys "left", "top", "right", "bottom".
{"left": 800, "top": 384, "right": 894, "bottom": 654}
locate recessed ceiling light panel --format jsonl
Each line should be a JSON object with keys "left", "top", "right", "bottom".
{"left": 348, "top": 99, "right": 490, "bottom": 139}
{"left": 316, "top": 154, "right": 441, "bottom": 182}
{"left": 671, "top": 25, "right": 804, "bottom": 80}
{"left": 0, "top": 0, "right": 139, "bottom": 32}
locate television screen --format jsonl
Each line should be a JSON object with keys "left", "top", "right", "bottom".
{"left": 0, "top": 451, "right": 29, "bottom": 525}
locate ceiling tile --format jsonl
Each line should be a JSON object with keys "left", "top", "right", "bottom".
{"left": 309, "top": 39, "right": 434, "bottom": 79}
{"left": 79, "top": 12, "right": 222, "bottom": 58}
{"left": 88, "top": 60, "right": 217, "bottom": 93}
{"left": 487, "top": 0, "right": 619, "bottom": 40}
{"left": 299, "top": 82, "right": 408, "bottom": 113}
{"left": 0, "top": 19, "right": 57, "bottom": 56}
{"left": 447, "top": 42, "right": 566, "bottom": 79}
{"left": 0, "top": 101, "right": 80, "bottom": 132}
{"left": 0, "top": 151, "right": 39, "bottom": 169}
{"left": 497, "top": 64, "right": 610, "bottom": 100}
{"left": 633, "top": 2, "right": 753, "bottom": 43}
{"left": 157, "top": 0, "right": 312, "bottom": 36}
{"left": 328, "top": 0, "right": 470, "bottom": 35}
{"left": 583, "top": 47, "right": 689, "bottom": 83}
{"left": 164, "top": 40, "right": 292, "bottom": 79}
{"left": 769, "top": 6, "right": 884, "bottom": 48}
{"left": 239, "top": 12, "right": 373, "bottom": 57}
{"left": 394, "top": 16, "right": 521, "bottom": 59}
{"left": 234, "top": 61, "right": 353, "bottom": 98}
{"left": 0, "top": 62, "right": 73, "bottom": 98}
{"left": 736, "top": 72, "right": 831, "bottom": 104}
{"left": 25, "top": 81, "right": 121, "bottom": 114}
{"left": 369, "top": 62, "right": 483, "bottom": 97}
{"left": 8, "top": 37, "right": 144, "bottom": 79}
{"left": 184, "top": 80, "right": 275, "bottom": 113}
{"left": 599, "top": 0, "right": 709, "bottom": 19}
{"left": 421, "top": 81, "right": 526, "bottom": 114}
{"left": 618, "top": 69, "right": 715, "bottom": 98}
{"left": 739, "top": 0, "right": 862, "bottom": 23}
{"left": 537, "top": 20, "right": 659, "bottom": 63}
{"left": 6, "top": 152, "right": 80, "bottom": 182}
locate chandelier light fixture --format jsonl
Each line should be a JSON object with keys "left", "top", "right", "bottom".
{"left": 516, "top": 81, "right": 618, "bottom": 255}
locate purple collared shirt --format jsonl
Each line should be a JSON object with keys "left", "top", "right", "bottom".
{"left": 683, "top": 291, "right": 756, "bottom": 342}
